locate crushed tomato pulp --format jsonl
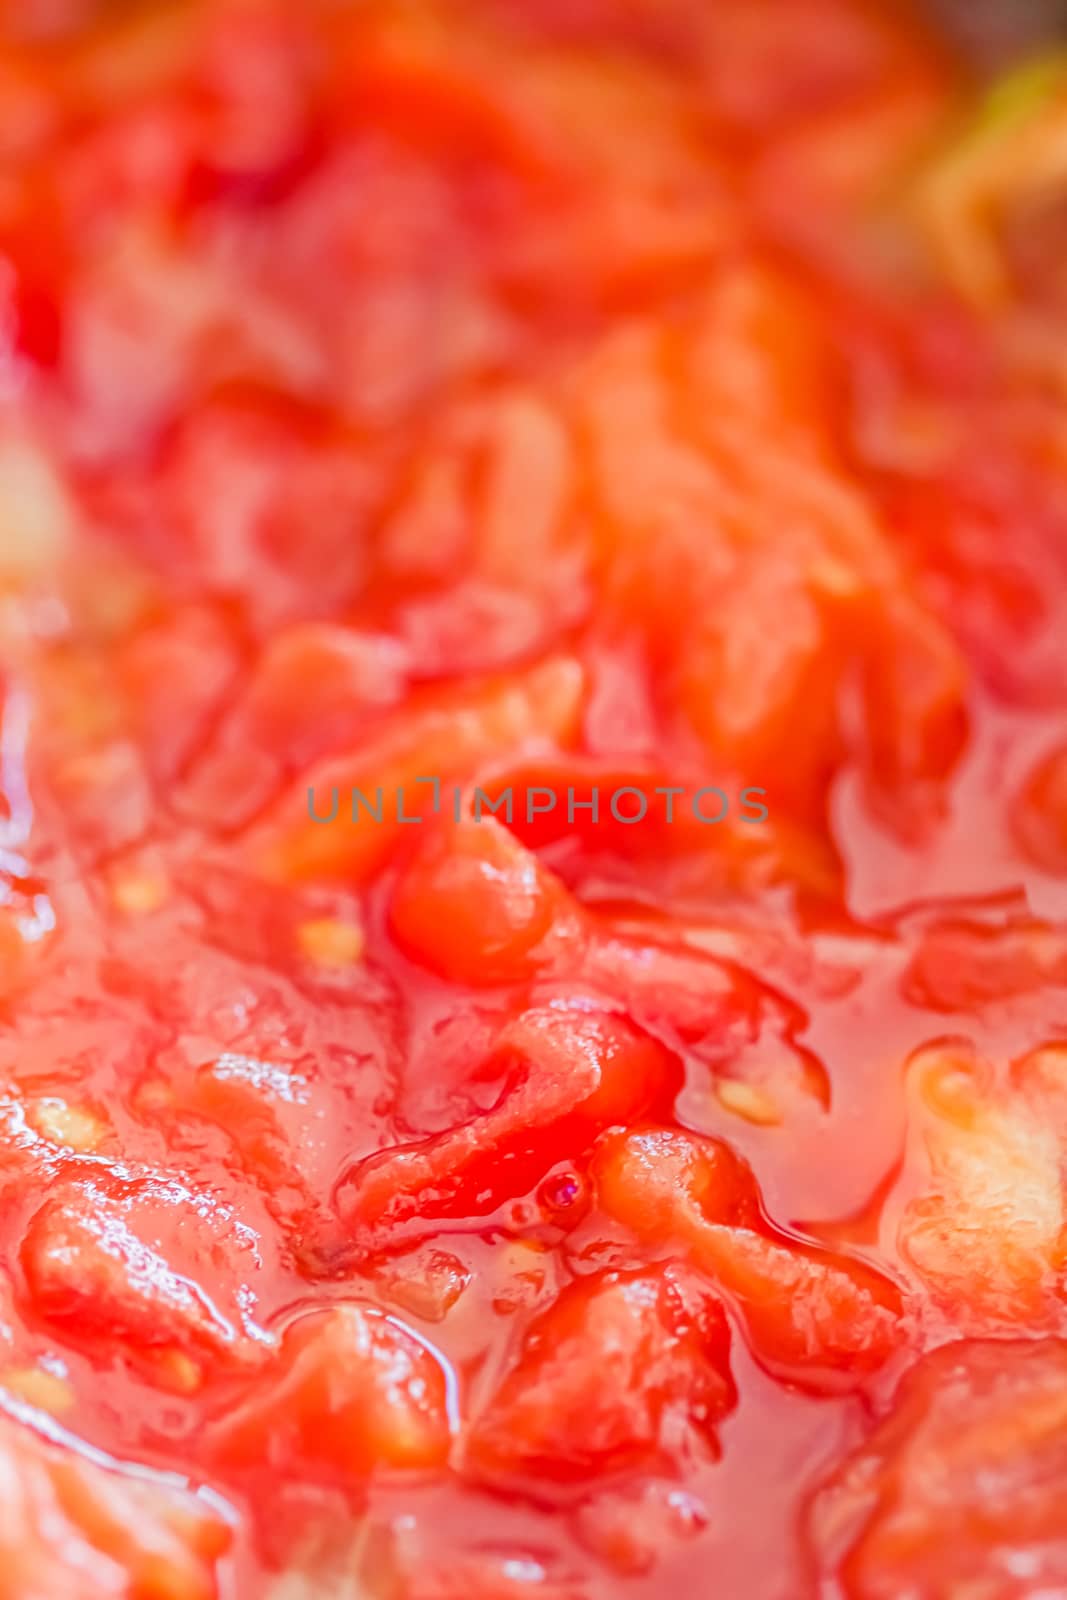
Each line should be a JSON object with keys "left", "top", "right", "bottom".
{"left": 0, "top": 1, "right": 1066, "bottom": 1597}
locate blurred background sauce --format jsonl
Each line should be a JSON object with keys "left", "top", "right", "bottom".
{"left": 0, "top": 0, "right": 1063, "bottom": 51}
{"left": 930, "top": 0, "right": 1067, "bottom": 63}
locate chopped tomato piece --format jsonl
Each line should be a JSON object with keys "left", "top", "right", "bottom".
{"left": 812, "top": 1338, "right": 1067, "bottom": 1599}
{"left": 389, "top": 817, "right": 577, "bottom": 984}
{"left": 211, "top": 1305, "right": 452, "bottom": 1479}
{"left": 338, "top": 1006, "right": 682, "bottom": 1236}
{"left": 594, "top": 1129, "right": 906, "bottom": 1382}
{"left": 467, "top": 1266, "right": 734, "bottom": 1483}
{"left": 244, "top": 656, "right": 584, "bottom": 884}
{"left": 369, "top": 1246, "right": 473, "bottom": 1324}
{"left": 0, "top": 1412, "right": 230, "bottom": 1600}
{"left": 583, "top": 932, "right": 829, "bottom": 1108}
{"left": 21, "top": 1175, "right": 270, "bottom": 1386}
{"left": 898, "top": 1039, "right": 1067, "bottom": 1330}
{"left": 177, "top": 623, "right": 406, "bottom": 829}
{"left": 902, "top": 918, "right": 1067, "bottom": 1011}
{"left": 1015, "top": 742, "right": 1067, "bottom": 875}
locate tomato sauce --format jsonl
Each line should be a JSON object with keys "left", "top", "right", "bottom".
{"left": 0, "top": 1, "right": 1066, "bottom": 1596}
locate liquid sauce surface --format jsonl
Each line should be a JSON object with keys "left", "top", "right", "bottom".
{"left": 0, "top": 2, "right": 1066, "bottom": 1597}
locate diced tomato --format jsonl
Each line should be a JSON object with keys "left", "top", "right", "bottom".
{"left": 210, "top": 1305, "right": 452, "bottom": 1479}
{"left": 897, "top": 1039, "right": 1067, "bottom": 1331}
{"left": 694, "top": 0, "right": 940, "bottom": 135}
{"left": 337, "top": 1006, "right": 682, "bottom": 1236}
{"left": 865, "top": 414, "right": 1067, "bottom": 711}
{"left": 902, "top": 918, "right": 1067, "bottom": 1011}
{"left": 25, "top": 642, "right": 156, "bottom": 868}
{"left": 21, "top": 1174, "right": 270, "bottom": 1386}
{"left": 150, "top": 387, "right": 378, "bottom": 623}
{"left": 812, "top": 1339, "right": 1067, "bottom": 1599}
{"left": 389, "top": 817, "right": 579, "bottom": 984}
{"left": 177, "top": 622, "right": 406, "bottom": 829}
{"left": 1015, "top": 742, "right": 1067, "bottom": 875}
{"left": 594, "top": 1127, "right": 758, "bottom": 1237}
{"left": 368, "top": 387, "right": 586, "bottom": 676}
{"left": 467, "top": 1266, "right": 733, "bottom": 1483}
{"left": 57, "top": 93, "right": 195, "bottom": 232}
{"left": 119, "top": 920, "right": 400, "bottom": 1246}
{"left": 1012, "top": 1039, "right": 1067, "bottom": 1110}
{"left": 572, "top": 269, "right": 967, "bottom": 822}
{"left": 183, "top": 3, "right": 322, "bottom": 208}
{"left": 859, "top": 592, "right": 969, "bottom": 813}
{"left": 492, "top": 753, "right": 840, "bottom": 899}
{"left": 244, "top": 656, "right": 584, "bottom": 884}
{"left": 341, "top": 7, "right": 733, "bottom": 308}
{"left": 693, "top": 1227, "right": 906, "bottom": 1383}
{"left": 582, "top": 932, "right": 829, "bottom": 1109}
{"left": 594, "top": 1128, "right": 906, "bottom": 1382}
{"left": 0, "top": 1412, "right": 230, "bottom": 1600}
{"left": 370, "top": 1246, "right": 473, "bottom": 1324}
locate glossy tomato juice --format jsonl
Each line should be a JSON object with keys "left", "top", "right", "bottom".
{"left": 0, "top": 2, "right": 1066, "bottom": 1598}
